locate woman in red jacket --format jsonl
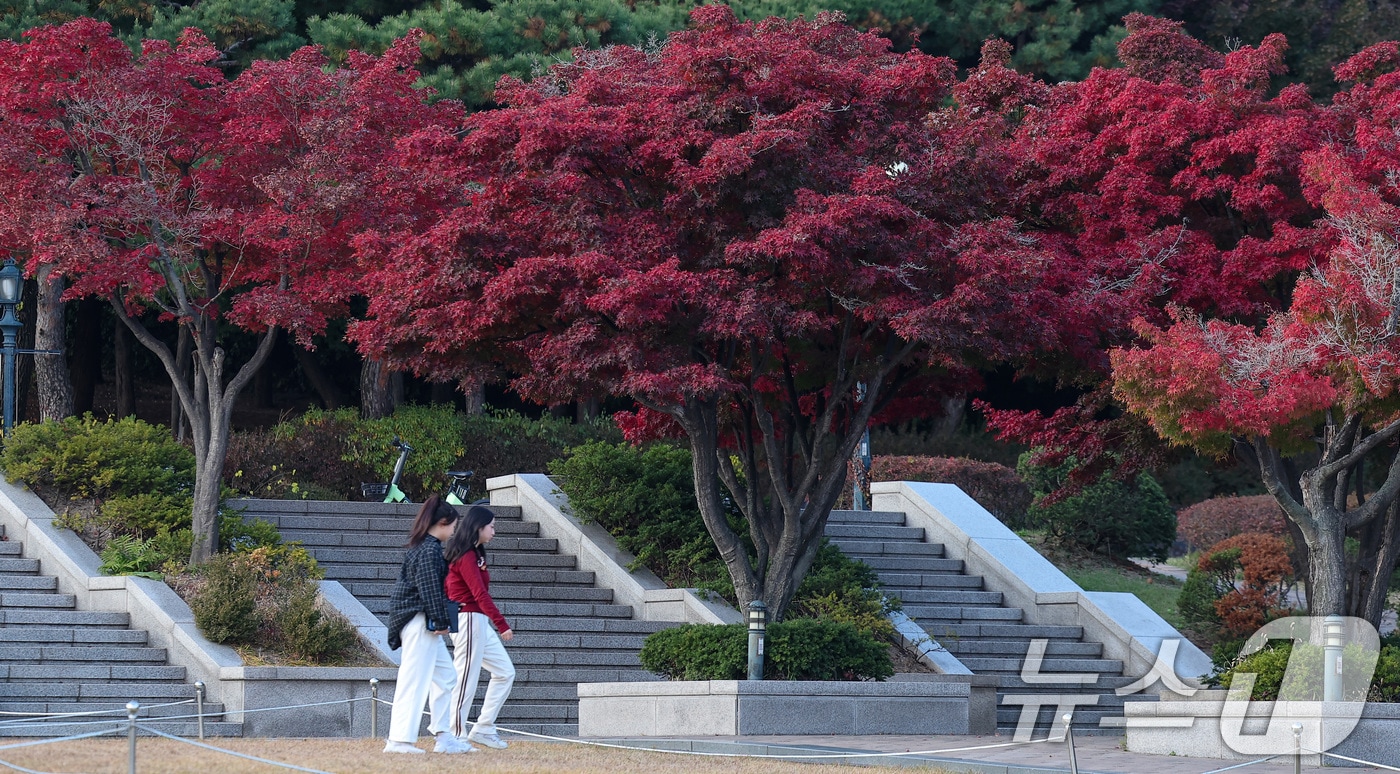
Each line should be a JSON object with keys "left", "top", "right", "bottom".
{"left": 443, "top": 505, "right": 516, "bottom": 749}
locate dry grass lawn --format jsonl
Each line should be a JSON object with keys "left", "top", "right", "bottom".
{"left": 0, "top": 737, "right": 953, "bottom": 774}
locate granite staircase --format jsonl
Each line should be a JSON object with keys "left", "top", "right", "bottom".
{"left": 0, "top": 526, "right": 240, "bottom": 737}
{"left": 825, "top": 509, "right": 1142, "bottom": 736}
{"left": 237, "top": 502, "right": 676, "bottom": 736}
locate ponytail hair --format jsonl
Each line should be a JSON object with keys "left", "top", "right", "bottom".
{"left": 443, "top": 505, "right": 496, "bottom": 565}
{"left": 406, "top": 494, "right": 458, "bottom": 547}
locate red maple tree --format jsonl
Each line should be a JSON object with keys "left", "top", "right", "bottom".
{"left": 1111, "top": 38, "right": 1400, "bottom": 622}
{"left": 0, "top": 20, "right": 458, "bottom": 562}
{"left": 352, "top": 8, "right": 1080, "bottom": 616}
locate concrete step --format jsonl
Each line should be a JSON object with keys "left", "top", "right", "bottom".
{"left": 942, "top": 640, "right": 1103, "bottom": 658}
{"left": 827, "top": 540, "right": 948, "bottom": 557}
{"left": 497, "top": 602, "right": 633, "bottom": 618}
{"left": 490, "top": 586, "right": 615, "bottom": 603}
{"left": 497, "top": 722, "right": 577, "bottom": 737}
{"left": 922, "top": 623, "right": 1086, "bottom": 640}
{"left": 508, "top": 633, "right": 650, "bottom": 650}
{"left": 249, "top": 513, "right": 534, "bottom": 535}
{"left": 494, "top": 703, "right": 576, "bottom": 722}
{"left": 0, "top": 575, "right": 58, "bottom": 591}
{"left": 889, "top": 589, "right": 1002, "bottom": 605}
{"left": 0, "top": 720, "right": 243, "bottom": 738}
{"left": 0, "top": 701, "right": 225, "bottom": 718}
{"left": 512, "top": 651, "right": 642, "bottom": 667}
{"left": 0, "top": 558, "right": 39, "bottom": 573}
{"left": 0, "top": 610, "right": 130, "bottom": 627}
{"left": 508, "top": 618, "right": 676, "bottom": 635}
{"left": 825, "top": 510, "right": 908, "bottom": 525}
{"left": 0, "top": 628, "right": 150, "bottom": 645}
{"left": 903, "top": 606, "right": 1023, "bottom": 622}
{"left": 996, "top": 706, "right": 1123, "bottom": 735}
{"left": 0, "top": 592, "right": 77, "bottom": 609}
{"left": 962, "top": 656, "right": 1123, "bottom": 674}
{"left": 0, "top": 682, "right": 203, "bottom": 700}
{"left": 2, "top": 665, "right": 188, "bottom": 682}
{"left": 993, "top": 675, "right": 1139, "bottom": 693}
{"left": 0, "top": 646, "right": 169, "bottom": 663}
{"left": 856, "top": 557, "right": 974, "bottom": 575}
{"left": 824, "top": 524, "right": 926, "bottom": 541}
{"left": 0, "top": 541, "right": 22, "bottom": 556}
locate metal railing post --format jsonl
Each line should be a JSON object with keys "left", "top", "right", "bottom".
{"left": 194, "top": 681, "right": 205, "bottom": 740}
{"left": 1063, "top": 713, "right": 1079, "bottom": 774}
{"left": 1293, "top": 722, "right": 1303, "bottom": 774}
{"left": 369, "top": 678, "right": 379, "bottom": 738}
{"left": 127, "top": 701, "right": 140, "bottom": 774}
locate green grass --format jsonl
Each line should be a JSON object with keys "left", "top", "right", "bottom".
{"left": 1060, "top": 565, "right": 1185, "bottom": 628}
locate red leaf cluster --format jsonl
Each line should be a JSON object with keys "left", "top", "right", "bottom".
{"left": 1177, "top": 495, "right": 1288, "bottom": 551}
{"left": 1200, "top": 532, "right": 1297, "bottom": 635}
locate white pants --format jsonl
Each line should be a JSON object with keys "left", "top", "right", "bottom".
{"left": 388, "top": 613, "right": 457, "bottom": 743}
{"left": 450, "top": 611, "right": 516, "bottom": 736}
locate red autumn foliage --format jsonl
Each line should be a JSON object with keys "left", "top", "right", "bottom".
{"left": 1177, "top": 496, "right": 1288, "bottom": 551}
{"left": 1200, "top": 533, "right": 1296, "bottom": 636}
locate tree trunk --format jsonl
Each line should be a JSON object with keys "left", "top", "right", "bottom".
{"left": 1304, "top": 518, "right": 1349, "bottom": 617}
{"left": 462, "top": 380, "right": 484, "bottom": 415}
{"left": 16, "top": 278, "right": 36, "bottom": 423}
{"left": 114, "top": 321, "right": 135, "bottom": 418}
{"left": 359, "top": 357, "right": 397, "bottom": 419}
{"left": 292, "top": 343, "right": 344, "bottom": 410}
{"left": 70, "top": 298, "right": 102, "bottom": 415}
{"left": 1355, "top": 500, "right": 1400, "bottom": 624}
{"left": 169, "top": 327, "right": 191, "bottom": 440}
{"left": 933, "top": 393, "right": 967, "bottom": 438}
{"left": 577, "top": 397, "right": 600, "bottom": 423}
{"left": 33, "top": 265, "right": 73, "bottom": 422}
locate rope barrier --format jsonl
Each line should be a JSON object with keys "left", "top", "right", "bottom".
{"left": 1197, "top": 755, "right": 1279, "bottom": 773}
{"left": 1305, "top": 747, "right": 1400, "bottom": 771}
{"left": 495, "top": 725, "right": 1059, "bottom": 760}
{"left": 135, "top": 725, "right": 337, "bottom": 774}
{"left": 137, "top": 695, "right": 375, "bottom": 724}
{"left": 0, "top": 699, "right": 195, "bottom": 724}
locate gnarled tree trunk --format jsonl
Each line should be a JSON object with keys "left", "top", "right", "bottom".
{"left": 33, "top": 265, "right": 72, "bottom": 422}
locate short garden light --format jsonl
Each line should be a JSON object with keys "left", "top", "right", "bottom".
{"left": 747, "top": 600, "right": 767, "bottom": 681}
{"left": 1324, "top": 615, "right": 1345, "bottom": 702}
{"left": 0, "top": 257, "right": 23, "bottom": 433}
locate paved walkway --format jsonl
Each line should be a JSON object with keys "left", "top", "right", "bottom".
{"left": 593, "top": 733, "right": 1390, "bottom": 772}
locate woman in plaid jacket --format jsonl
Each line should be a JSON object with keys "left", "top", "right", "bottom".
{"left": 382, "top": 496, "right": 474, "bottom": 755}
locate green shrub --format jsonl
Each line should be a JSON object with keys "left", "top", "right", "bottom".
{"left": 0, "top": 415, "right": 193, "bottom": 500}
{"left": 639, "top": 619, "right": 893, "bottom": 681}
{"left": 189, "top": 552, "right": 260, "bottom": 644}
{"left": 1178, "top": 563, "right": 1226, "bottom": 631}
{"left": 99, "top": 529, "right": 193, "bottom": 578}
{"left": 1216, "top": 641, "right": 1390, "bottom": 702}
{"left": 789, "top": 542, "right": 897, "bottom": 640}
{"left": 279, "top": 584, "right": 359, "bottom": 663}
{"left": 100, "top": 492, "right": 192, "bottom": 536}
{"left": 551, "top": 440, "right": 732, "bottom": 594}
{"left": 1017, "top": 452, "right": 1177, "bottom": 560}
{"left": 219, "top": 515, "right": 282, "bottom": 552}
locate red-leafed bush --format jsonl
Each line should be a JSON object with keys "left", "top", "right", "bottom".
{"left": 1177, "top": 495, "right": 1287, "bottom": 551}
{"left": 1203, "top": 532, "right": 1297, "bottom": 636}
{"left": 870, "top": 456, "right": 1032, "bottom": 527}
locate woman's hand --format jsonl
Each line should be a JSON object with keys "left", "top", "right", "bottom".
{"left": 499, "top": 628, "right": 514, "bottom": 642}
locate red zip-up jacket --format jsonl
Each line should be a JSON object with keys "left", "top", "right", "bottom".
{"left": 445, "top": 549, "right": 510, "bottom": 634}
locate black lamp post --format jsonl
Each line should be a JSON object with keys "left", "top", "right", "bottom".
{"left": 0, "top": 258, "right": 23, "bottom": 433}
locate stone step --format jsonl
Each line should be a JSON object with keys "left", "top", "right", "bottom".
{"left": 2, "top": 665, "right": 187, "bottom": 682}
{"left": 247, "top": 513, "right": 534, "bottom": 535}
{"left": 996, "top": 706, "right": 1123, "bottom": 734}
{"left": 498, "top": 602, "right": 634, "bottom": 618}
{"left": 827, "top": 540, "right": 948, "bottom": 557}
{"left": 903, "top": 606, "right": 1024, "bottom": 622}
{"left": 490, "top": 586, "right": 615, "bottom": 603}
{"left": 508, "top": 633, "right": 650, "bottom": 650}
{"left": 962, "top": 656, "right": 1123, "bottom": 674}
{"left": 0, "top": 701, "right": 225, "bottom": 719}
{"left": 0, "top": 682, "right": 201, "bottom": 700}
{"left": 310, "top": 548, "right": 577, "bottom": 568}
{"left": 0, "top": 558, "right": 39, "bottom": 574}
{"left": 993, "top": 676, "right": 1140, "bottom": 694}
{"left": 0, "top": 541, "right": 23, "bottom": 555}
{"left": 0, "top": 592, "right": 77, "bottom": 609}
{"left": 824, "top": 524, "right": 926, "bottom": 541}
{"left": 0, "top": 646, "right": 169, "bottom": 663}
{"left": 889, "top": 589, "right": 1002, "bottom": 605}
{"left": 825, "top": 510, "right": 908, "bottom": 525}
{"left": 0, "top": 628, "right": 150, "bottom": 645}
{"left": 494, "top": 703, "right": 576, "bottom": 722}
{"left": 510, "top": 669, "right": 660, "bottom": 684}
{"left": 0, "top": 610, "right": 130, "bottom": 627}
{"left": 0, "top": 575, "right": 58, "bottom": 591}
{"left": 879, "top": 571, "right": 992, "bottom": 588}
{"left": 512, "top": 651, "right": 642, "bottom": 667}
{"left": 923, "top": 623, "right": 1086, "bottom": 640}
{"left": 857, "top": 557, "right": 975, "bottom": 575}
{"left": 507, "top": 618, "right": 676, "bottom": 635}
{"left": 943, "top": 640, "right": 1103, "bottom": 658}
{"left": 497, "top": 722, "right": 577, "bottom": 738}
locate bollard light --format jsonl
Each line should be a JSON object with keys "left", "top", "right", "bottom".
{"left": 0, "top": 257, "right": 22, "bottom": 434}
{"left": 1324, "top": 615, "right": 1345, "bottom": 702}
{"left": 194, "top": 681, "right": 206, "bottom": 740}
{"left": 127, "top": 700, "right": 140, "bottom": 774}
{"left": 369, "top": 677, "right": 380, "bottom": 738}
{"left": 746, "top": 601, "right": 767, "bottom": 681}
{"left": 1292, "top": 722, "right": 1303, "bottom": 774}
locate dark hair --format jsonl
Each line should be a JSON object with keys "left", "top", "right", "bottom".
{"left": 443, "top": 505, "right": 495, "bottom": 564}
{"left": 406, "top": 495, "right": 458, "bottom": 548}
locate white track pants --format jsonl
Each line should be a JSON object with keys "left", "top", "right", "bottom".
{"left": 450, "top": 611, "right": 516, "bottom": 736}
{"left": 388, "top": 613, "right": 457, "bottom": 743}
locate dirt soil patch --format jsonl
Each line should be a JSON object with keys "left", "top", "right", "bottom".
{"left": 0, "top": 737, "right": 953, "bottom": 774}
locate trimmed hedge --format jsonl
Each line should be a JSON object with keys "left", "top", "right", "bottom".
{"left": 1177, "top": 495, "right": 1287, "bottom": 551}
{"left": 1018, "top": 452, "right": 1176, "bottom": 560}
{"left": 639, "top": 619, "right": 893, "bottom": 681}
{"left": 870, "top": 455, "right": 1032, "bottom": 528}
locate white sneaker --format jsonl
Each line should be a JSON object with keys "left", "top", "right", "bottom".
{"left": 433, "top": 733, "right": 476, "bottom": 754}
{"left": 468, "top": 730, "right": 508, "bottom": 749}
{"left": 382, "top": 741, "right": 424, "bottom": 754}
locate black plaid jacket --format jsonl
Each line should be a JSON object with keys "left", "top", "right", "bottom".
{"left": 385, "top": 535, "right": 454, "bottom": 650}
